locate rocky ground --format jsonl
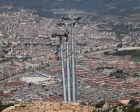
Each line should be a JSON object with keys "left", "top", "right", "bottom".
{"left": 2, "top": 101, "right": 95, "bottom": 112}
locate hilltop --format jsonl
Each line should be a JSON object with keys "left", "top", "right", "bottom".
{"left": 2, "top": 100, "right": 140, "bottom": 112}
{"left": 2, "top": 101, "right": 95, "bottom": 112}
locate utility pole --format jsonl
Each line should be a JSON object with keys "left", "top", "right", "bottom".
{"left": 52, "top": 29, "right": 68, "bottom": 103}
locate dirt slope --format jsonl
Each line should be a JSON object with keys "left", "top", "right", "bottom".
{"left": 2, "top": 101, "right": 95, "bottom": 112}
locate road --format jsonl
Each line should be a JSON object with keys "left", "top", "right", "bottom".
{"left": 0, "top": 71, "right": 31, "bottom": 83}
{"left": 118, "top": 47, "right": 140, "bottom": 51}
{"left": 87, "top": 46, "right": 140, "bottom": 55}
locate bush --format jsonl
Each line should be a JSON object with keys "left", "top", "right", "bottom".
{"left": 0, "top": 104, "right": 14, "bottom": 111}
{"left": 128, "top": 99, "right": 139, "bottom": 107}
{"left": 95, "top": 101, "right": 105, "bottom": 108}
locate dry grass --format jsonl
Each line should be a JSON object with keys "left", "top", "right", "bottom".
{"left": 2, "top": 101, "right": 95, "bottom": 112}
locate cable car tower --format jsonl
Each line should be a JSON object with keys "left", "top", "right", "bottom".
{"left": 53, "top": 12, "right": 82, "bottom": 103}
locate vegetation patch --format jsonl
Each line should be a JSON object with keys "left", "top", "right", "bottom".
{"left": 0, "top": 57, "right": 17, "bottom": 63}
{"left": 104, "top": 49, "right": 140, "bottom": 61}
{"left": 0, "top": 104, "right": 14, "bottom": 112}
{"left": 19, "top": 103, "right": 26, "bottom": 108}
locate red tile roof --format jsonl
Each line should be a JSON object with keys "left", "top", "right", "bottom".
{"left": 6, "top": 82, "right": 24, "bottom": 88}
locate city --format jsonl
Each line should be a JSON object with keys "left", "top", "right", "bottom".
{"left": 0, "top": 1, "right": 140, "bottom": 111}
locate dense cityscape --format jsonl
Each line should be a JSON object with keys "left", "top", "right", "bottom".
{"left": 0, "top": 1, "right": 140, "bottom": 111}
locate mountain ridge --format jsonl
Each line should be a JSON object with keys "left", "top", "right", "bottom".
{"left": 0, "top": 0, "right": 140, "bottom": 17}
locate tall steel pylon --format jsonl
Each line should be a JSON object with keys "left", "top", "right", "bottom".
{"left": 57, "top": 21, "right": 72, "bottom": 103}
{"left": 61, "top": 14, "right": 82, "bottom": 102}
{"left": 71, "top": 18, "right": 76, "bottom": 102}
{"left": 52, "top": 28, "right": 68, "bottom": 103}
{"left": 54, "top": 13, "right": 82, "bottom": 103}
{"left": 66, "top": 35, "right": 71, "bottom": 102}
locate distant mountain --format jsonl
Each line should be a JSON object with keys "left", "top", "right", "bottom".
{"left": 0, "top": 0, "right": 140, "bottom": 17}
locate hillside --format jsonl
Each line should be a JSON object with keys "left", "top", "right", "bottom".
{"left": 2, "top": 101, "right": 95, "bottom": 112}
{"left": 2, "top": 100, "right": 140, "bottom": 112}
{"left": 0, "top": 0, "right": 140, "bottom": 18}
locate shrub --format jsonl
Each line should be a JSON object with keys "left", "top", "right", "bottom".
{"left": 0, "top": 104, "right": 14, "bottom": 111}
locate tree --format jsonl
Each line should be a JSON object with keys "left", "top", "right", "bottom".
{"left": 0, "top": 100, "right": 2, "bottom": 105}
{"left": 95, "top": 101, "right": 105, "bottom": 108}
{"left": 104, "top": 51, "right": 109, "bottom": 55}
{"left": 28, "top": 83, "right": 32, "bottom": 87}
{"left": 116, "top": 69, "right": 123, "bottom": 73}
{"left": 117, "top": 43, "right": 123, "bottom": 48}
{"left": 128, "top": 99, "right": 139, "bottom": 107}
{"left": 84, "top": 50, "right": 88, "bottom": 54}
